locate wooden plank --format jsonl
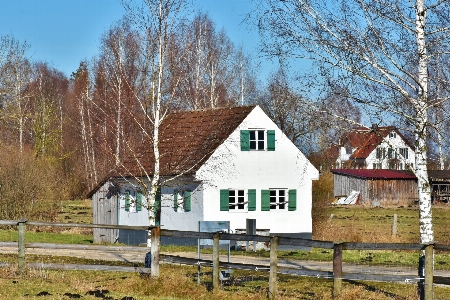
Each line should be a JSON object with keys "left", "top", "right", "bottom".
{"left": 343, "top": 242, "right": 422, "bottom": 251}
{"left": 24, "top": 243, "right": 148, "bottom": 252}
{"left": 279, "top": 237, "right": 334, "bottom": 249}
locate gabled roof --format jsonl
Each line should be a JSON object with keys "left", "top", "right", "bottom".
{"left": 331, "top": 169, "right": 416, "bottom": 180}
{"left": 122, "top": 106, "right": 256, "bottom": 177}
{"left": 87, "top": 106, "right": 255, "bottom": 197}
{"left": 344, "top": 126, "right": 414, "bottom": 159}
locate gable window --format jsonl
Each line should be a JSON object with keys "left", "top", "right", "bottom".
{"left": 250, "top": 130, "right": 265, "bottom": 150}
{"left": 399, "top": 148, "right": 409, "bottom": 159}
{"left": 387, "top": 148, "right": 397, "bottom": 159}
{"left": 261, "top": 189, "right": 297, "bottom": 211}
{"left": 220, "top": 189, "right": 256, "bottom": 211}
{"left": 240, "top": 130, "right": 275, "bottom": 151}
{"left": 376, "top": 148, "right": 385, "bottom": 159}
{"left": 389, "top": 132, "right": 397, "bottom": 138}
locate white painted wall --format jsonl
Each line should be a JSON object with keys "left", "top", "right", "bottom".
{"left": 115, "top": 177, "right": 203, "bottom": 231}
{"left": 195, "top": 106, "right": 319, "bottom": 234}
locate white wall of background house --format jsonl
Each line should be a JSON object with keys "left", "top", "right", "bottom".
{"left": 365, "top": 131, "right": 415, "bottom": 170}
{"left": 195, "top": 106, "right": 319, "bottom": 236}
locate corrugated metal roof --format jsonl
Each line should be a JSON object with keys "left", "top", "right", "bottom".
{"left": 331, "top": 169, "right": 416, "bottom": 179}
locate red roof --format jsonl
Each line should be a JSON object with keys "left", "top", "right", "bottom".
{"left": 331, "top": 169, "right": 416, "bottom": 179}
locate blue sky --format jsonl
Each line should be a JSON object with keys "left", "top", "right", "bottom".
{"left": 0, "top": 0, "right": 277, "bottom": 80}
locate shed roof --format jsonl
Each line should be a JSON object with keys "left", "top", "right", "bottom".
{"left": 331, "top": 169, "right": 416, "bottom": 179}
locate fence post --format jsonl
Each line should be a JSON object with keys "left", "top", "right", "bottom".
{"left": 392, "top": 214, "right": 397, "bottom": 237}
{"left": 268, "top": 235, "right": 279, "bottom": 299}
{"left": 424, "top": 244, "right": 434, "bottom": 300}
{"left": 212, "top": 232, "right": 220, "bottom": 290}
{"left": 150, "top": 226, "right": 160, "bottom": 277}
{"left": 333, "top": 242, "right": 343, "bottom": 298}
{"left": 17, "top": 218, "right": 28, "bottom": 273}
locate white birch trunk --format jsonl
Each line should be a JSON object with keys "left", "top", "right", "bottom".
{"left": 415, "top": 0, "right": 433, "bottom": 244}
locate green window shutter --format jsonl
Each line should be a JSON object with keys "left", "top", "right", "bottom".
{"left": 267, "top": 130, "right": 275, "bottom": 151}
{"left": 173, "top": 190, "right": 178, "bottom": 212}
{"left": 220, "top": 189, "right": 229, "bottom": 211}
{"left": 154, "top": 188, "right": 161, "bottom": 226}
{"left": 125, "top": 191, "right": 130, "bottom": 211}
{"left": 184, "top": 191, "right": 192, "bottom": 212}
{"left": 261, "top": 190, "right": 270, "bottom": 211}
{"left": 136, "top": 192, "right": 143, "bottom": 211}
{"left": 288, "top": 189, "right": 297, "bottom": 211}
{"left": 240, "top": 130, "right": 250, "bottom": 151}
{"left": 248, "top": 189, "right": 256, "bottom": 211}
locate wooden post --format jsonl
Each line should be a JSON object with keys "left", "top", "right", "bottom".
{"left": 212, "top": 232, "right": 220, "bottom": 290}
{"left": 424, "top": 244, "right": 434, "bottom": 300}
{"left": 17, "top": 218, "right": 28, "bottom": 273}
{"left": 150, "top": 227, "right": 160, "bottom": 277}
{"left": 392, "top": 214, "right": 397, "bottom": 237}
{"left": 268, "top": 235, "right": 279, "bottom": 299}
{"left": 333, "top": 243, "right": 343, "bottom": 298}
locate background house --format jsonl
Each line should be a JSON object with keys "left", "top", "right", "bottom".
{"left": 88, "top": 106, "right": 319, "bottom": 245}
{"left": 327, "top": 125, "right": 415, "bottom": 170}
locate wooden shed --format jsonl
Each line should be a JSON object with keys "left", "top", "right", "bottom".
{"left": 331, "top": 169, "right": 417, "bottom": 206}
{"left": 428, "top": 170, "right": 450, "bottom": 203}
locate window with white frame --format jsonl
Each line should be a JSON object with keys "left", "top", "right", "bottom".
{"left": 220, "top": 189, "right": 256, "bottom": 211}
{"left": 389, "top": 132, "right": 397, "bottom": 138}
{"left": 376, "top": 147, "right": 385, "bottom": 159}
{"left": 250, "top": 130, "right": 265, "bottom": 150}
{"left": 399, "top": 148, "right": 409, "bottom": 159}
{"left": 270, "top": 189, "right": 287, "bottom": 210}
{"left": 240, "top": 130, "right": 275, "bottom": 151}
{"left": 229, "top": 190, "right": 246, "bottom": 210}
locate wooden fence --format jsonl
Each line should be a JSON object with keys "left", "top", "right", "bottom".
{"left": 0, "top": 219, "right": 444, "bottom": 300}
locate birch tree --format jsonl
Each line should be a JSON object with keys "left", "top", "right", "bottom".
{"left": 0, "top": 37, "right": 32, "bottom": 152}
{"left": 255, "top": 0, "right": 450, "bottom": 244}
{"left": 122, "top": 0, "right": 191, "bottom": 277}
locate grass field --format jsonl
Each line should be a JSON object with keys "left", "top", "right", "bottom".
{"left": 2, "top": 200, "right": 450, "bottom": 299}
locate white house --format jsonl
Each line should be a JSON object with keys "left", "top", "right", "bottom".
{"left": 87, "top": 106, "right": 319, "bottom": 245}
{"left": 327, "top": 125, "right": 415, "bottom": 170}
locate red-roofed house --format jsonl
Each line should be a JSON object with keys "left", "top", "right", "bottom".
{"left": 87, "top": 106, "right": 319, "bottom": 245}
{"left": 329, "top": 125, "right": 415, "bottom": 170}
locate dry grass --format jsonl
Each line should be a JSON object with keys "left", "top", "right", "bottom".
{"left": 0, "top": 263, "right": 433, "bottom": 299}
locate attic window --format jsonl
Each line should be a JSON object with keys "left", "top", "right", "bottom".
{"left": 250, "top": 130, "right": 265, "bottom": 150}
{"left": 389, "top": 132, "right": 397, "bottom": 138}
{"left": 240, "top": 130, "right": 275, "bottom": 151}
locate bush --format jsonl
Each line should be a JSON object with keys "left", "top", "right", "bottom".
{"left": 0, "top": 146, "right": 68, "bottom": 221}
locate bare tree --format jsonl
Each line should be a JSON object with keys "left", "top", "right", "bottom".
{"left": 121, "top": 0, "right": 192, "bottom": 277}
{"left": 255, "top": 0, "right": 450, "bottom": 244}
{"left": 0, "top": 36, "right": 32, "bottom": 153}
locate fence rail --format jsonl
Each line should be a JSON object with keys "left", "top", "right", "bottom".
{"left": 0, "top": 219, "right": 439, "bottom": 300}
